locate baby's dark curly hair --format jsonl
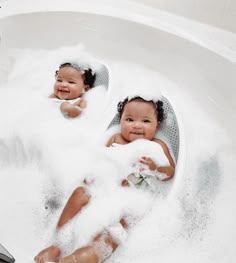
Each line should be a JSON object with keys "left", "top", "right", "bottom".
{"left": 117, "top": 96, "right": 164, "bottom": 122}
{"left": 55, "top": 62, "right": 96, "bottom": 88}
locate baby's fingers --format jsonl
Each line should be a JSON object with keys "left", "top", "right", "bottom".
{"left": 139, "top": 156, "right": 157, "bottom": 171}
{"left": 139, "top": 156, "right": 149, "bottom": 164}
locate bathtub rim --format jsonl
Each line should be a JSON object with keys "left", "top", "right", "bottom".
{"left": 0, "top": 0, "right": 236, "bottom": 64}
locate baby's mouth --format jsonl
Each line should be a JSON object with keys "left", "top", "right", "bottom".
{"left": 131, "top": 132, "right": 144, "bottom": 136}
{"left": 59, "top": 90, "right": 70, "bottom": 93}
{"left": 58, "top": 87, "right": 70, "bottom": 93}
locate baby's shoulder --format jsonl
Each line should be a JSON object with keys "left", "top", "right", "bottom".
{"left": 153, "top": 138, "right": 169, "bottom": 151}
{"left": 106, "top": 133, "right": 126, "bottom": 147}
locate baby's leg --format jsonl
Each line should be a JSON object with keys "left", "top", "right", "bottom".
{"left": 34, "top": 186, "right": 90, "bottom": 263}
{"left": 58, "top": 221, "right": 126, "bottom": 263}
{"left": 58, "top": 186, "right": 90, "bottom": 227}
{"left": 57, "top": 233, "right": 117, "bottom": 263}
{"left": 57, "top": 246, "right": 98, "bottom": 263}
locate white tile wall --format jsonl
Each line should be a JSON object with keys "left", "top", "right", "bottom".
{"left": 228, "top": 0, "right": 236, "bottom": 15}
{"left": 222, "top": 12, "right": 236, "bottom": 33}
{"left": 134, "top": 0, "right": 167, "bottom": 10}
{"left": 195, "top": 0, "right": 227, "bottom": 27}
{"left": 133, "top": 0, "right": 236, "bottom": 33}
{"left": 166, "top": 0, "right": 196, "bottom": 16}
{"left": 0, "top": 0, "right": 236, "bottom": 33}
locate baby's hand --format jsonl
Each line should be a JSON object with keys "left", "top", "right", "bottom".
{"left": 60, "top": 101, "right": 82, "bottom": 118}
{"left": 139, "top": 156, "right": 157, "bottom": 171}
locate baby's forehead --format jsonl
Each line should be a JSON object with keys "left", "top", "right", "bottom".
{"left": 59, "top": 65, "right": 80, "bottom": 72}
{"left": 126, "top": 99, "right": 156, "bottom": 108}
{"left": 123, "top": 100, "right": 157, "bottom": 116}
{"left": 58, "top": 66, "right": 83, "bottom": 76}
{"left": 125, "top": 101, "right": 156, "bottom": 112}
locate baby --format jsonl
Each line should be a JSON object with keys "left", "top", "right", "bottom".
{"left": 49, "top": 62, "right": 96, "bottom": 118}
{"left": 34, "top": 95, "right": 175, "bottom": 263}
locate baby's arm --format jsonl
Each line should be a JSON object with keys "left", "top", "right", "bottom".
{"left": 60, "top": 98, "right": 86, "bottom": 118}
{"left": 139, "top": 139, "right": 175, "bottom": 180}
{"left": 106, "top": 135, "right": 116, "bottom": 147}
{"left": 73, "top": 98, "right": 87, "bottom": 109}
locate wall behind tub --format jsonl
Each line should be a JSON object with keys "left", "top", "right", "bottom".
{"left": 132, "top": 0, "right": 236, "bottom": 33}
{"left": 1, "top": 0, "right": 236, "bottom": 33}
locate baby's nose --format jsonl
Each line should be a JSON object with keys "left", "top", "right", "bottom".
{"left": 61, "top": 81, "right": 68, "bottom": 87}
{"left": 133, "top": 121, "right": 142, "bottom": 128}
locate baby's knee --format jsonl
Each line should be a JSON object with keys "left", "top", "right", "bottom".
{"left": 72, "top": 186, "right": 90, "bottom": 203}
{"left": 74, "top": 246, "right": 98, "bottom": 263}
{"left": 92, "top": 233, "right": 116, "bottom": 263}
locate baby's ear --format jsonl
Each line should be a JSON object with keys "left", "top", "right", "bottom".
{"left": 156, "top": 121, "right": 161, "bottom": 132}
{"left": 84, "top": 85, "right": 90, "bottom": 92}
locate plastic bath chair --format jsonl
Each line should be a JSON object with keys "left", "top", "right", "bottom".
{"left": 93, "top": 63, "right": 109, "bottom": 88}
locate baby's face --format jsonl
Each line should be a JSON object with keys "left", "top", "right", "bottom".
{"left": 53, "top": 66, "right": 88, "bottom": 100}
{"left": 120, "top": 100, "right": 159, "bottom": 142}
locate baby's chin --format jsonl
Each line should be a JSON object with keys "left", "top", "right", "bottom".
{"left": 57, "top": 93, "right": 74, "bottom": 100}
{"left": 128, "top": 133, "right": 154, "bottom": 142}
{"left": 129, "top": 134, "right": 146, "bottom": 141}
{"left": 59, "top": 94, "right": 82, "bottom": 101}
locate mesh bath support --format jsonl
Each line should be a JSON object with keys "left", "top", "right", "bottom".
{"left": 108, "top": 96, "right": 180, "bottom": 163}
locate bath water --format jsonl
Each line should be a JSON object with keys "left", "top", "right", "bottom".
{"left": 0, "top": 44, "right": 235, "bottom": 263}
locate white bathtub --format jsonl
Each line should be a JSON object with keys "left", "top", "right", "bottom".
{"left": 0, "top": 1, "right": 236, "bottom": 263}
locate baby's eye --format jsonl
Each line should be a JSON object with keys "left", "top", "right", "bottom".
{"left": 57, "top": 79, "right": 62, "bottom": 82}
{"left": 68, "top": 81, "right": 75, "bottom": 84}
{"left": 126, "top": 118, "right": 133, "bottom": 122}
{"left": 143, "top": 119, "right": 150, "bottom": 123}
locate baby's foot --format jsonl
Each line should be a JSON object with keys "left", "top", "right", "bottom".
{"left": 34, "top": 245, "right": 61, "bottom": 263}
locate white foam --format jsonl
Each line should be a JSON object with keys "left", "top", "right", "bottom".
{"left": 0, "top": 44, "right": 235, "bottom": 263}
